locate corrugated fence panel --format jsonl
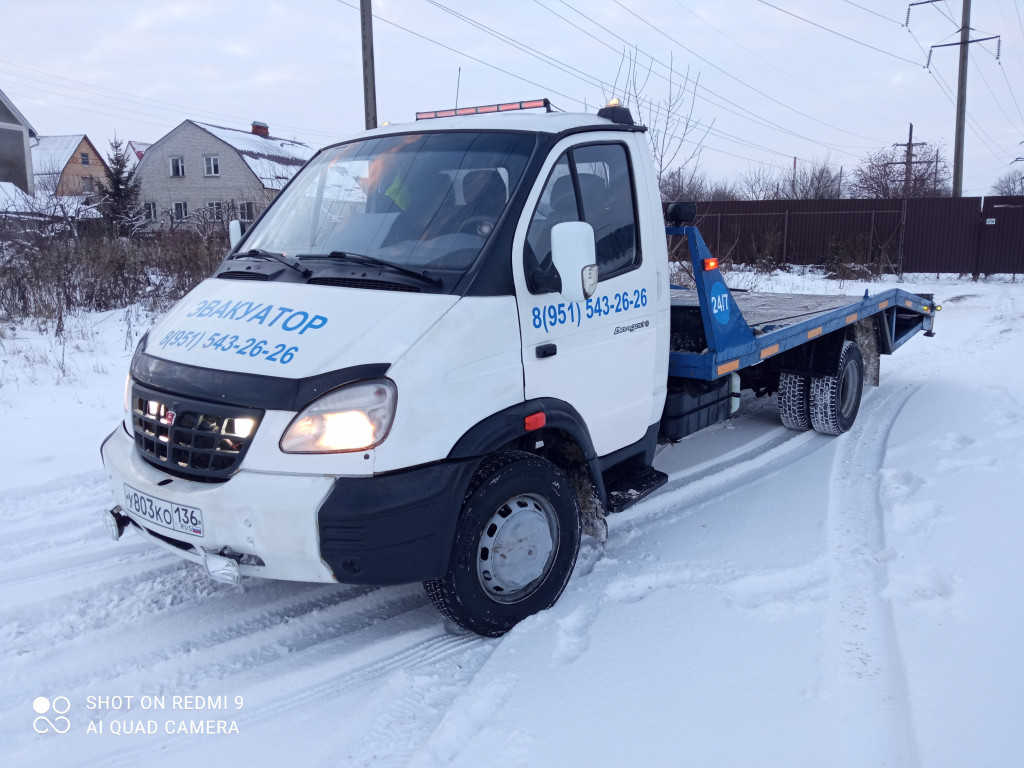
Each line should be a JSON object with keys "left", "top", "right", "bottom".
{"left": 902, "top": 197, "right": 979, "bottom": 273}
{"left": 669, "top": 196, "right": 1024, "bottom": 275}
{"left": 980, "top": 197, "right": 1024, "bottom": 275}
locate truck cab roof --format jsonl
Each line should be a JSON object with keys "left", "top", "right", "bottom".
{"left": 345, "top": 109, "right": 642, "bottom": 143}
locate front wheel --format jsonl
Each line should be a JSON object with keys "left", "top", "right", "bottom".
{"left": 424, "top": 451, "right": 581, "bottom": 637}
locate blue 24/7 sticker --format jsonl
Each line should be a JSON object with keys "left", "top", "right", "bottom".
{"left": 710, "top": 283, "right": 731, "bottom": 325}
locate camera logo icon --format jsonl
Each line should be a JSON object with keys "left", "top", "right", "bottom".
{"left": 33, "top": 696, "right": 71, "bottom": 734}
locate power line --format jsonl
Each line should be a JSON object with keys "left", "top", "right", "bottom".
{"left": 753, "top": 0, "right": 924, "bottom": 65}
{"left": 531, "top": 0, "right": 884, "bottom": 156}
{"left": 968, "top": 49, "right": 1024, "bottom": 134}
{"left": 332, "top": 0, "right": 588, "bottom": 111}
{"left": 415, "top": 0, "right": 804, "bottom": 159}
{"left": 0, "top": 57, "right": 340, "bottom": 140}
{"left": 840, "top": 0, "right": 904, "bottom": 26}
{"left": 670, "top": 0, "right": 899, "bottom": 124}
{"left": 369, "top": 0, "right": 875, "bottom": 163}
{"left": 997, "top": 61, "right": 1024, "bottom": 125}
{"left": 610, "top": 0, "right": 888, "bottom": 144}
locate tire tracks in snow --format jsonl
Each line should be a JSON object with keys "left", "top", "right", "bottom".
{"left": 0, "top": 470, "right": 499, "bottom": 768}
{"left": 95, "top": 627, "right": 495, "bottom": 768}
{"left": 631, "top": 420, "right": 826, "bottom": 530}
{"left": 822, "top": 379, "right": 921, "bottom": 767}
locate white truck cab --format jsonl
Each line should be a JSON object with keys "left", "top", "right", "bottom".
{"left": 102, "top": 100, "right": 672, "bottom": 636}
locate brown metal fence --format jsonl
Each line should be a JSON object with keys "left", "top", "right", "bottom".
{"left": 681, "top": 196, "right": 1024, "bottom": 276}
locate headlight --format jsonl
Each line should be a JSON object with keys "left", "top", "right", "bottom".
{"left": 280, "top": 379, "right": 397, "bottom": 453}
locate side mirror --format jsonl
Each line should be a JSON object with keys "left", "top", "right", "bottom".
{"left": 228, "top": 219, "right": 243, "bottom": 249}
{"left": 551, "top": 221, "right": 599, "bottom": 303}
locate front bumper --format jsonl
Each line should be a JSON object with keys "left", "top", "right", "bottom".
{"left": 101, "top": 426, "right": 338, "bottom": 583}
{"left": 101, "top": 426, "right": 481, "bottom": 586}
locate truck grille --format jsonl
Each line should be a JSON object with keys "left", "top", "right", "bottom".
{"left": 131, "top": 383, "right": 263, "bottom": 482}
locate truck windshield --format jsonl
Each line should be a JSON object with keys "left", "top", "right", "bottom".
{"left": 242, "top": 131, "right": 535, "bottom": 278}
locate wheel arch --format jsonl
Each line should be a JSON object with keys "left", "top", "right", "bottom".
{"left": 447, "top": 398, "right": 607, "bottom": 510}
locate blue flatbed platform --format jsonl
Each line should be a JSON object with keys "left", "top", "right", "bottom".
{"left": 665, "top": 225, "right": 938, "bottom": 381}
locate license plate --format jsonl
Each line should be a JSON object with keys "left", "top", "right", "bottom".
{"left": 123, "top": 484, "right": 204, "bottom": 538}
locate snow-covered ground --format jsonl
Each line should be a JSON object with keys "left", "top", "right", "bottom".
{"left": 1, "top": 273, "right": 1021, "bottom": 767}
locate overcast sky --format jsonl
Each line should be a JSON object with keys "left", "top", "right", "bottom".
{"left": 3, "top": 0, "right": 1022, "bottom": 196}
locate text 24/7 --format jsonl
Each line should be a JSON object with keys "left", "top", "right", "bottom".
{"left": 532, "top": 289, "right": 648, "bottom": 332}
{"left": 157, "top": 329, "right": 299, "bottom": 364}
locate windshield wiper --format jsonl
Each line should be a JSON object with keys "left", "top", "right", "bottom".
{"left": 317, "top": 251, "right": 442, "bottom": 287}
{"left": 231, "top": 248, "right": 312, "bottom": 278}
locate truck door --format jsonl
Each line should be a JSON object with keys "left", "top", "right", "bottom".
{"left": 513, "top": 135, "right": 664, "bottom": 457}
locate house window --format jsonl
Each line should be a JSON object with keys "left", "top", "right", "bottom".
{"left": 173, "top": 201, "right": 188, "bottom": 221}
{"left": 81, "top": 153, "right": 90, "bottom": 166}
{"left": 81, "top": 176, "right": 95, "bottom": 194}
{"left": 238, "top": 201, "right": 255, "bottom": 222}
{"left": 144, "top": 202, "right": 157, "bottom": 221}
{"left": 204, "top": 156, "right": 220, "bottom": 176}
{"left": 169, "top": 157, "right": 185, "bottom": 177}
{"left": 206, "top": 201, "right": 223, "bottom": 220}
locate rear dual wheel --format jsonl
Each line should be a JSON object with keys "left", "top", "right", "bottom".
{"left": 778, "top": 372, "right": 812, "bottom": 431}
{"left": 778, "top": 340, "right": 864, "bottom": 436}
{"left": 809, "top": 341, "right": 864, "bottom": 435}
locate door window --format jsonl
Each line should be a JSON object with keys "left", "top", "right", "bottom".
{"left": 525, "top": 143, "right": 638, "bottom": 293}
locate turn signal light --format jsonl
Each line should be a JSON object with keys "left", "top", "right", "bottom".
{"left": 524, "top": 412, "right": 546, "bottom": 431}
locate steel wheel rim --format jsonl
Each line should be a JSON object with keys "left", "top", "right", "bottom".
{"left": 476, "top": 493, "right": 558, "bottom": 603}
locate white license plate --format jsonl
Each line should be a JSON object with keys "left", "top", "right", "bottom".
{"left": 123, "top": 484, "right": 204, "bottom": 538}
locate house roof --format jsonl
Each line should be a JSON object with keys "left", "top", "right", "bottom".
{"left": 127, "top": 140, "right": 152, "bottom": 160}
{"left": 0, "top": 87, "right": 37, "bottom": 138}
{"left": 31, "top": 135, "right": 87, "bottom": 176}
{"left": 0, "top": 181, "right": 27, "bottom": 208}
{"left": 193, "top": 122, "right": 314, "bottom": 190}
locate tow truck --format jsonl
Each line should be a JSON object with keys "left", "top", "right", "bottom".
{"left": 101, "top": 98, "right": 937, "bottom": 636}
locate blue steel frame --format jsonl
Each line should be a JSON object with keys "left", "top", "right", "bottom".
{"left": 666, "top": 225, "right": 937, "bottom": 381}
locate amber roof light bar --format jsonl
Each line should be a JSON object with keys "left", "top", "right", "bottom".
{"left": 416, "top": 98, "right": 552, "bottom": 121}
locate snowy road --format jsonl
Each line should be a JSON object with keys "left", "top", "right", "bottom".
{"left": 1, "top": 275, "right": 1021, "bottom": 767}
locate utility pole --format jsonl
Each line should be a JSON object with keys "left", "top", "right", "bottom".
{"left": 893, "top": 123, "right": 927, "bottom": 197}
{"left": 360, "top": 0, "right": 378, "bottom": 131}
{"left": 952, "top": 0, "right": 970, "bottom": 197}
{"left": 918, "top": 0, "right": 1000, "bottom": 196}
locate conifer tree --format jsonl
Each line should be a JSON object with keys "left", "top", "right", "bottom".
{"left": 98, "top": 137, "right": 143, "bottom": 237}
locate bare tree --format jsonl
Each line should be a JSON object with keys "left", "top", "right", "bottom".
{"left": 660, "top": 167, "right": 741, "bottom": 202}
{"left": 991, "top": 167, "right": 1024, "bottom": 196}
{"left": 616, "top": 49, "right": 712, "bottom": 195}
{"left": 738, "top": 164, "right": 784, "bottom": 201}
{"left": 789, "top": 156, "right": 844, "bottom": 200}
{"left": 849, "top": 143, "right": 952, "bottom": 198}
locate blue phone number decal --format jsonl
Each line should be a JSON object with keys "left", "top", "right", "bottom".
{"left": 531, "top": 288, "right": 648, "bottom": 333}
{"left": 157, "top": 329, "right": 299, "bottom": 364}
